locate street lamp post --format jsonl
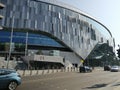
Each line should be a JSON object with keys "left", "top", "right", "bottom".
{"left": 25, "top": 32, "right": 28, "bottom": 56}
{"left": 6, "top": 16, "right": 14, "bottom": 69}
{"left": 25, "top": 32, "right": 30, "bottom": 69}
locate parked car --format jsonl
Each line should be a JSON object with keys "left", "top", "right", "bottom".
{"left": 79, "top": 66, "right": 92, "bottom": 73}
{"left": 0, "top": 69, "right": 22, "bottom": 90}
{"left": 111, "top": 65, "right": 119, "bottom": 72}
{"left": 104, "top": 65, "right": 111, "bottom": 71}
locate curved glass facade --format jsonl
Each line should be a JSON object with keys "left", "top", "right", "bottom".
{"left": 0, "top": 0, "right": 115, "bottom": 59}
{"left": 0, "top": 30, "right": 64, "bottom": 47}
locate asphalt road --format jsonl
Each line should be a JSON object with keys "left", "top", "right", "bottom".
{"left": 17, "top": 70, "right": 120, "bottom": 90}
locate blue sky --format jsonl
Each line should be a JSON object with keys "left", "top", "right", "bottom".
{"left": 59, "top": 0, "right": 120, "bottom": 49}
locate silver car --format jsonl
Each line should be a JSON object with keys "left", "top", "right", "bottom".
{"left": 111, "top": 66, "right": 119, "bottom": 72}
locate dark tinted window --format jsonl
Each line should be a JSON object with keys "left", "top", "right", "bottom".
{"left": 0, "top": 70, "right": 10, "bottom": 75}
{"left": 0, "top": 69, "right": 15, "bottom": 75}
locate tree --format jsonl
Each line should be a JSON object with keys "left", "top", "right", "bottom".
{"left": 117, "top": 49, "right": 120, "bottom": 58}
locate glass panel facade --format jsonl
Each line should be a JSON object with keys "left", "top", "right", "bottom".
{"left": 0, "top": 31, "right": 64, "bottom": 47}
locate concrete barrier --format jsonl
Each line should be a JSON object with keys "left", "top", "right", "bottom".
{"left": 17, "top": 67, "right": 79, "bottom": 77}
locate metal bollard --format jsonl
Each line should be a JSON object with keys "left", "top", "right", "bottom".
{"left": 36, "top": 68, "right": 39, "bottom": 75}
{"left": 71, "top": 67, "right": 72, "bottom": 72}
{"left": 23, "top": 69, "right": 25, "bottom": 76}
{"left": 47, "top": 67, "right": 50, "bottom": 73}
{"left": 42, "top": 68, "right": 44, "bottom": 75}
{"left": 68, "top": 67, "right": 69, "bottom": 72}
{"left": 61, "top": 67, "right": 63, "bottom": 72}
{"left": 30, "top": 70, "right": 32, "bottom": 76}
{"left": 57, "top": 67, "right": 58, "bottom": 72}
{"left": 52, "top": 67, "right": 54, "bottom": 73}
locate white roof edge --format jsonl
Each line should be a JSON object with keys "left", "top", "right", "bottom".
{"left": 36, "top": 0, "right": 95, "bottom": 18}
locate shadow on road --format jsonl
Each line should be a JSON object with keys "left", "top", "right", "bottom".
{"left": 83, "top": 83, "right": 108, "bottom": 89}
{"left": 112, "top": 82, "right": 120, "bottom": 87}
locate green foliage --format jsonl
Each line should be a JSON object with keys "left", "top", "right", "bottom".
{"left": 117, "top": 49, "right": 120, "bottom": 58}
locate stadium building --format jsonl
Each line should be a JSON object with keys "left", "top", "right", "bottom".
{"left": 0, "top": 0, "right": 115, "bottom": 69}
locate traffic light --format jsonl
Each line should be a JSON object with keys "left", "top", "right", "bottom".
{"left": 117, "top": 49, "right": 120, "bottom": 58}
